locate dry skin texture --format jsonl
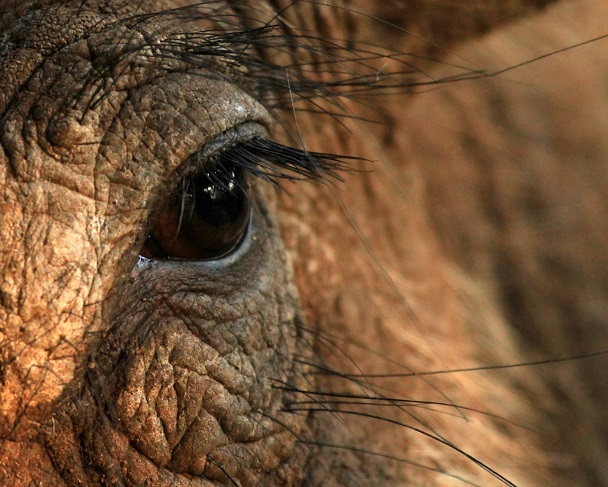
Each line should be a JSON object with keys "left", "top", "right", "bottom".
{"left": 0, "top": 0, "right": 606, "bottom": 486}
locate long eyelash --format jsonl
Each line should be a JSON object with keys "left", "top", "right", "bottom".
{"left": 209, "top": 137, "right": 363, "bottom": 185}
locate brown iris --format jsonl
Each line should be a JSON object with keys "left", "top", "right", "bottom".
{"left": 141, "top": 166, "right": 252, "bottom": 260}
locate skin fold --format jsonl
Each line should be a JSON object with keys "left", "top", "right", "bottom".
{"left": 0, "top": 0, "right": 606, "bottom": 485}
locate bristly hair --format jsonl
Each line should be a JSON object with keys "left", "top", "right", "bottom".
{"left": 74, "top": 0, "right": 608, "bottom": 119}
{"left": 73, "top": 1, "right": 452, "bottom": 118}
{"left": 61, "top": 0, "right": 422, "bottom": 184}
{"left": 51, "top": 0, "right": 507, "bottom": 189}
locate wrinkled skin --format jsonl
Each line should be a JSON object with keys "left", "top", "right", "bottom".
{"left": 0, "top": 0, "right": 607, "bottom": 485}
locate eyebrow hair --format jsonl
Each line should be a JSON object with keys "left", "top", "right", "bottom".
{"left": 63, "top": 1, "right": 426, "bottom": 117}
{"left": 1, "top": 0, "right": 465, "bottom": 187}
{"left": 4, "top": 0, "right": 481, "bottom": 134}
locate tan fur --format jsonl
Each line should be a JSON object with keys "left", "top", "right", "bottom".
{"left": 277, "top": 0, "right": 608, "bottom": 484}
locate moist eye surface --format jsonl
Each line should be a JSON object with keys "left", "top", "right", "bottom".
{"left": 140, "top": 164, "right": 252, "bottom": 261}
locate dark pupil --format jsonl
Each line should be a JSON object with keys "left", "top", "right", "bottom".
{"left": 141, "top": 166, "right": 251, "bottom": 260}
{"left": 193, "top": 169, "right": 247, "bottom": 226}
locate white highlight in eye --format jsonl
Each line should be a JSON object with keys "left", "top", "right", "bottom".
{"left": 136, "top": 255, "right": 151, "bottom": 268}
{"left": 131, "top": 255, "right": 151, "bottom": 276}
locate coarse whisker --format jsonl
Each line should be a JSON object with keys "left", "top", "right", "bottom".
{"left": 296, "top": 325, "right": 468, "bottom": 423}
{"left": 205, "top": 455, "right": 240, "bottom": 487}
{"left": 279, "top": 388, "right": 545, "bottom": 437}
{"left": 271, "top": 375, "right": 353, "bottom": 431}
{"left": 297, "top": 440, "right": 485, "bottom": 487}
{"left": 291, "top": 408, "right": 518, "bottom": 487}
{"left": 312, "top": 349, "right": 608, "bottom": 379}
{"left": 290, "top": 327, "right": 382, "bottom": 399}
{"left": 285, "top": 352, "right": 464, "bottom": 444}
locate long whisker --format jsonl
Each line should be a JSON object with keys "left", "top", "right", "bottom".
{"left": 312, "top": 349, "right": 608, "bottom": 379}
{"left": 292, "top": 408, "right": 518, "bottom": 486}
{"left": 298, "top": 441, "right": 485, "bottom": 487}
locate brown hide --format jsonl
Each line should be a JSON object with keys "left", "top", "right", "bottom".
{"left": 0, "top": 0, "right": 605, "bottom": 485}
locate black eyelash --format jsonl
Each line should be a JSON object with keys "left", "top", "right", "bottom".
{"left": 206, "top": 137, "right": 361, "bottom": 186}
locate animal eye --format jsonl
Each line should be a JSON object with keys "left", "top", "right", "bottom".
{"left": 138, "top": 129, "right": 355, "bottom": 262}
{"left": 140, "top": 165, "right": 252, "bottom": 260}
